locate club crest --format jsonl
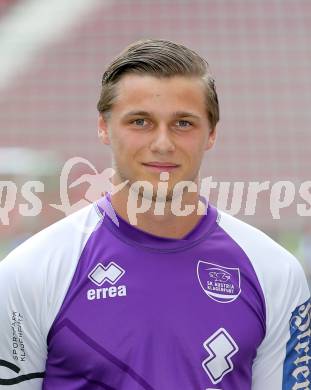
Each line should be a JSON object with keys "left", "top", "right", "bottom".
{"left": 197, "top": 261, "right": 241, "bottom": 303}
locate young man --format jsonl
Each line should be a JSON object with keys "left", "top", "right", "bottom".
{"left": 0, "top": 39, "right": 310, "bottom": 390}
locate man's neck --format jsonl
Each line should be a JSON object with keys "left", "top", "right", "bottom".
{"left": 110, "top": 189, "right": 206, "bottom": 239}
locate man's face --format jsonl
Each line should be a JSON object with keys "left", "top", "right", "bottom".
{"left": 98, "top": 74, "right": 216, "bottom": 201}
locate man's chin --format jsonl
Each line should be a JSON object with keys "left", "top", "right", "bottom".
{"left": 128, "top": 183, "right": 173, "bottom": 203}
{"left": 125, "top": 172, "right": 198, "bottom": 203}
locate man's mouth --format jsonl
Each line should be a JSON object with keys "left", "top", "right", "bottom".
{"left": 142, "top": 162, "right": 180, "bottom": 171}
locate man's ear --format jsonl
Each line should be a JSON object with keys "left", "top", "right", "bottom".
{"left": 98, "top": 114, "right": 111, "bottom": 145}
{"left": 205, "top": 127, "right": 217, "bottom": 151}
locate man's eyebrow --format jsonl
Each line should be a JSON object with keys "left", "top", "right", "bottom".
{"left": 123, "top": 110, "right": 152, "bottom": 117}
{"left": 123, "top": 110, "right": 201, "bottom": 120}
{"left": 172, "top": 111, "right": 201, "bottom": 120}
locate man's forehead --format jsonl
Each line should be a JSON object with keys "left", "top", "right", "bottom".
{"left": 113, "top": 74, "right": 206, "bottom": 109}
{"left": 116, "top": 73, "right": 204, "bottom": 89}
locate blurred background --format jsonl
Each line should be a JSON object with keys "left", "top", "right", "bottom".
{"left": 0, "top": 0, "right": 310, "bottom": 286}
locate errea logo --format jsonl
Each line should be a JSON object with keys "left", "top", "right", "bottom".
{"left": 87, "top": 261, "right": 127, "bottom": 300}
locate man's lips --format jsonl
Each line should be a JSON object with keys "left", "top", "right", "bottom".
{"left": 142, "top": 162, "right": 180, "bottom": 167}
{"left": 142, "top": 162, "right": 180, "bottom": 171}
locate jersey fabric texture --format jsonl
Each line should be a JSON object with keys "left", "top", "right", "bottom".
{"left": 0, "top": 195, "right": 310, "bottom": 390}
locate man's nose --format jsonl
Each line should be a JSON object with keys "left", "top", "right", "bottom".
{"left": 149, "top": 124, "right": 175, "bottom": 154}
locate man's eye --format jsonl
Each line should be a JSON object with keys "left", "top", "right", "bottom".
{"left": 176, "top": 120, "right": 191, "bottom": 128}
{"left": 133, "top": 119, "right": 147, "bottom": 127}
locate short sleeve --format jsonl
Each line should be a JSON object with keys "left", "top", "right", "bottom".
{"left": 0, "top": 250, "right": 47, "bottom": 389}
{"left": 252, "top": 259, "right": 310, "bottom": 390}
{"left": 0, "top": 203, "right": 101, "bottom": 389}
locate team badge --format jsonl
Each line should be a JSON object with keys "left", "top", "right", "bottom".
{"left": 197, "top": 261, "right": 241, "bottom": 303}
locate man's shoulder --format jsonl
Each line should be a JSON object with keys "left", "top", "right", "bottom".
{"left": 217, "top": 209, "right": 297, "bottom": 268}
{"left": 0, "top": 203, "right": 101, "bottom": 272}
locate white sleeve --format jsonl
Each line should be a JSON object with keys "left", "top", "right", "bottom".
{"left": 0, "top": 204, "right": 101, "bottom": 389}
{"left": 0, "top": 249, "right": 46, "bottom": 389}
{"left": 218, "top": 212, "right": 311, "bottom": 390}
{"left": 251, "top": 257, "right": 310, "bottom": 390}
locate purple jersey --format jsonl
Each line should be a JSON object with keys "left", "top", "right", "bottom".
{"left": 0, "top": 195, "right": 310, "bottom": 389}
